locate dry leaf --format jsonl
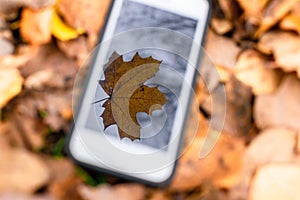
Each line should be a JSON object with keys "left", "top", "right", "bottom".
{"left": 0, "top": 121, "right": 28, "bottom": 148}
{"left": 258, "top": 31, "right": 300, "bottom": 78}
{"left": 222, "top": 76, "right": 253, "bottom": 136}
{"left": 147, "top": 190, "right": 171, "bottom": 200}
{"left": 56, "top": 0, "right": 110, "bottom": 45}
{"left": 254, "top": 74, "right": 300, "bottom": 131}
{"left": 256, "top": 0, "right": 299, "bottom": 37}
{"left": 0, "top": 123, "right": 9, "bottom": 148}
{"left": 0, "top": 45, "right": 39, "bottom": 69}
{"left": 246, "top": 128, "right": 297, "bottom": 167}
{"left": 217, "top": 0, "right": 239, "bottom": 20}
{"left": 230, "top": 128, "right": 297, "bottom": 199}
{"left": 0, "top": 37, "right": 14, "bottom": 56}
{"left": 216, "top": 65, "right": 232, "bottom": 82}
{"left": 79, "top": 184, "right": 146, "bottom": 200}
{"left": 234, "top": 50, "right": 282, "bottom": 95}
{"left": 45, "top": 158, "right": 75, "bottom": 183}
{"left": 56, "top": 36, "right": 90, "bottom": 64}
{"left": 5, "top": 92, "right": 49, "bottom": 149}
{"left": 198, "top": 50, "right": 223, "bottom": 92}
{"left": 170, "top": 119, "right": 244, "bottom": 191}
{"left": 297, "top": 132, "right": 300, "bottom": 154}
{"left": 49, "top": 176, "right": 82, "bottom": 200}
{"left": 0, "top": 68, "right": 23, "bottom": 108}
{"left": 250, "top": 164, "right": 300, "bottom": 200}
{"left": 100, "top": 52, "right": 167, "bottom": 140}
{"left": 21, "top": 44, "right": 78, "bottom": 89}
{"left": 0, "top": 148, "right": 50, "bottom": 193}
{"left": 202, "top": 76, "right": 253, "bottom": 136}
{"left": 280, "top": 2, "right": 300, "bottom": 34}
{"left": 8, "top": 114, "right": 45, "bottom": 149}
{"left": 20, "top": 7, "right": 53, "bottom": 45}
{"left": 0, "top": 0, "right": 54, "bottom": 13}
{"left": 237, "top": 0, "right": 269, "bottom": 24}
{"left": 211, "top": 18, "right": 233, "bottom": 35}
{"left": 5, "top": 89, "right": 72, "bottom": 150}
{"left": 205, "top": 30, "right": 241, "bottom": 69}
{"left": 280, "top": 13, "right": 300, "bottom": 34}
{"left": 24, "top": 68, "right": 54, "bottom": 90}
{"left": 0, "top": 193, "right": 54, "bottom": 200}
{"left": 50, "top": 9, "right": 84, "bottom": 42}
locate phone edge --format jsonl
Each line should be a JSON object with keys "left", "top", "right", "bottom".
{"left": 66, "top": 0, "right": 212, "bottom": 187}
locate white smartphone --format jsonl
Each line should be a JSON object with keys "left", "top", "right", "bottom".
{"left": 67, "top": 0, "right": 211, "bottom": 186}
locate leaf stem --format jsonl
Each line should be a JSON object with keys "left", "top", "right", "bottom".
{"left": 92, "top": 97, "right": 110, "bottom": 104}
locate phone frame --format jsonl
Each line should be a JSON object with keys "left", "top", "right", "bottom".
{"left": 67, "top": 0, "right": 212, "bottom": 186}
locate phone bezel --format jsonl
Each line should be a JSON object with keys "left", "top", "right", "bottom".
{"left": 67, "top": 0, "right": 211, "bottom": 186}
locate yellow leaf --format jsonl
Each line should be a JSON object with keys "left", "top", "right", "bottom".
{"left": 50, "top": 10, "right": 84, "bottom": 41}
{"left": 0, "top": 68, "right": 23, "bottom": 109}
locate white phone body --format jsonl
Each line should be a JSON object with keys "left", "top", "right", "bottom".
{"left": 67, "top": 0, "right": 211, "bottom": 186}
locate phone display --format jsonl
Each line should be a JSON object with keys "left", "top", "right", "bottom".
{"left": 68, "top": 0, "right": 210, "bottom": 185}
{"left": 86, "top": 0, "right": 197, "bottom": 149}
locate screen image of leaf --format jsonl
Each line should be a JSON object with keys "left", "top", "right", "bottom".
{"left": 99, "top": 52, "right": 168, "bottom": 141}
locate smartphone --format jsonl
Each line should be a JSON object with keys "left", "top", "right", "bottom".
{"left": 67, "top": 0, "right": 211, "bottom": 186}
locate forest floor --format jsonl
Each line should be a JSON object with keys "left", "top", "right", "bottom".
{"left": 1, "top": 0, "right": 300, "bottom": 199}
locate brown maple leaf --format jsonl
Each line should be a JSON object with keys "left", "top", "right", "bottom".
{"left": 99, "top": 52, "right": 167, "bottom": 141}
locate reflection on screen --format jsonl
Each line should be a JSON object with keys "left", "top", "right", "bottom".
{"left": 86, "top": 0, "right": 197, "bottom": 150}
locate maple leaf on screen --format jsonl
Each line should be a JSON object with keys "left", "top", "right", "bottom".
{"left": 99, "top": 52, "right": 167, "bottom": 141}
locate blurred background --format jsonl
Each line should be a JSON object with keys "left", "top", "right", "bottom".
{"left": 0, "top": 0, "right": 300, "bottom": 199}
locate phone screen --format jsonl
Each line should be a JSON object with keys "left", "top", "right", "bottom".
{"left": 85, "top": 0, "right": 198, "bottom": 150}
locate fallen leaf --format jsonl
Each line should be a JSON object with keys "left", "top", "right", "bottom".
{"left": 256, "top": 0, "right": 299, "bottom": 37}
{"left": 250, "top": 164, "right": 300, "bottom": 200}
{"left": 0, "top": 37, "right": 14, "bottom": 55}
{"left": 0, "top": 193, "right": 54, "bottom": 200}
{"left": 229, "top": 128, "right": 297, "bottom": 199}
{"left": 0, "top": 67, "right": 23, "bottom": 108}
{"left": 50, "top": 9, "right": 84, "bottom": 42}
{"left": 7, "top": 114, "right": 45, "bottom": 149}
{"left": 100, "top": 52, "right": 167, "bottom": 140}
{"left": 0, "top": 122, "right": 9, "bottom": 147}
{"left": 198, "top": 49, "right": 223, "bottom": 92}
{"left": 217, "top": 0, "right": 240, "bottom": 20}
{"left": 147, "top": 190, "right": 171, "bottom": 200}
{"left": 56, "top": 36, "right": 90, "bottom": 64}
{"left": 297, "top": 132, "right": 300, "bottom": 154}
{"left": 280, "top": 2, "right": 300, "bottom": 34}
{"left": 170, "top": 119, "right": 245, "bottom": 191}
{"left": 205, "top": 30, "right": 241, "bottom": 69}
{"left": 20, "top": 7, "right": 53, "bottom": 45}
{"left": 24, "top": 68, "right": 54, "bottom": 90}
{"left": 0, "top": 45, "right": 39, "bottom": 69}
{"left": 0, "top": 148, "right": 50, "bottom": 193}
{"left": 246, "top": 128, "right": 297, "bottom": 167}
{"left": 202, "top": 76, "right": 253, "bottom": 136}
{"left": 21, "top": 44, "right": 78, "bottom": 89}
{"left": 56, "top": 0, "right": 111, "bottom": 45}
{"left": 236, "top": 0, "right": 269, "bottom": 24}
{"left": 4, "top": 88, "right": 72, "bottom": 150}
{"left": 234, "top": 50, "right": 282, "bottom": 95}
{"left": 49, "top": 176, "right": 82, "bottom": 200}
{"left": 0, "top": 0, "right": 54, "bottom": 13}
{"left": 254, "top": 74, "right": 300, "bottom": 131}
{"left": 258, "top": 31, "right": 300, "bottom": 78}
{"left": 41, "top": 91, "right": 73, "bottom": 130}
{"left": 0, "top": 120, "right": 29, "bottom": 148}
{"left": 222, "top": 76, "right": 253, "bottom": 136}
{"left": 45, "top": 158, "right": 75, "bottom": 183}
{"left": 211, "top": 18, "right": 233, "bottom": 35}
{"left": 78, "top": 183, "right": 146, "bottom": 200}
{"left": 216, "top": 65, "right": 232, "bottom": 83}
